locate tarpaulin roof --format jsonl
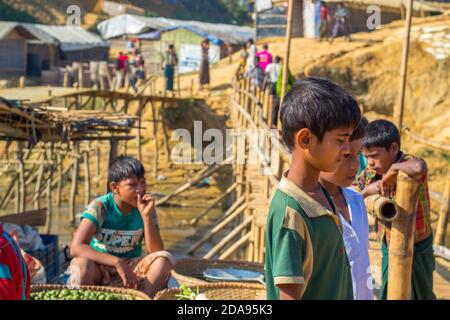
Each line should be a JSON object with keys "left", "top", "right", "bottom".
{"left": 97, "top": 14, "right": 253, "bottom": 45}
{"left": 0, "top": 21, "right": 110, "bottom": 51}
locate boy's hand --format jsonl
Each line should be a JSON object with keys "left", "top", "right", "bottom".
{"left": 114, "top": 259, "right": 137, "bottom": 289}
{"left": 381, "top": 167, "right": 398, "bottom": 198}
{"left": 137, "top": 193, "right": 155, "bottom": 219}
{"left": 361, "top": 180, "right": 381, "bottom": 198}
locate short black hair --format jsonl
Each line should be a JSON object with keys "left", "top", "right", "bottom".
{"left": 108, "top": 156, "right": 145, "bottom": 184}
{"left": 280, "top": 77, "right": 361, "bottom": 151}
{"left": 362, "top": 119, "right": 401, "bottom": 151}
{"left": 350, "top": 116, "right": 368, "bottom": 141}
{"left": 168, "top": 44, "right": 174, "bottom": 49}
{"left": 274, "top": 56, "right": 281, "bottom": 63}
{"left": 263, "top": 43, "right": 268, "bottom": 50}
{"left": 248, "top": 38, "right": 254, "bottom": 44}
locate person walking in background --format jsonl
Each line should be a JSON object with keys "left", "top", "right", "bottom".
{"left": 235, "top": 45, "right": 249, "bottom": 80}
{"left": 319, "top": 2, "right": 331, "bottom": 42}
{"left": 246, "top": 38, "right": 256, "bottom": 72}
{"left": 199, "top": 38, "right": 210, "bottom": 92}
{"left": 161, "top": 44, "right": 178, "bottom": 96}
{"left": 330, "top": 2, "right": 352, "bottom": 43}
{"left": 244, "top": 56, "right": 265, "bottom": 91}
{"left": 263, "top": 56, "right": 282, "bottom": 128}
{"left": 256, "top": 43, "right": 273, "bottom": 72}
{"left": 115, "top": 51, "right": 128, "bottom": 90}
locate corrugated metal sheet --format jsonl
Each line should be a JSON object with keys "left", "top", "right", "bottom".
{"left": 0, "top": 21, "right": 110, "bottom": 51}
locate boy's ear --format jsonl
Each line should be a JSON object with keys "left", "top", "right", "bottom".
{"left": 295, "top": 128, "right": 311, "bottom": 149}
{"left": 109, "top": 181, "right": 118, "bottom": 194}
{"left": 390, "top": 142, "right": 399, "bottom": 155}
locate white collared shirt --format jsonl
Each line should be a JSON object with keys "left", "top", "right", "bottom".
{"left": 339, "top": 187, "right": 374, "bottom": 300}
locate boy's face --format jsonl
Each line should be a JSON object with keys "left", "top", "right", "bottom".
{"left": 320, "top": 139, "right": 362, "bottom": 187}
{"left": 362, "top": 143, "right": 399, "bottom": 175}
{"left": 110, "top": 175, "right": 146, "bottom": 207}
{"left": 300, "top": 126, "right": 353, "bottom": 173}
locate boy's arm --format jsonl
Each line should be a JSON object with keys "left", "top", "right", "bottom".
{"left": 70, "top": 219, "right": 121, "bottom": 267}
{"left": 360, "top": 181, "right": 381, "bottom": 198}
{"left": 278, "top": 284, "right": 303, "bottom": 300}
{"left": 138, "top": 194, "right": 164, "bottom": 253}
{"left": 380, "top": 157, "right": 427, "bottom": 197}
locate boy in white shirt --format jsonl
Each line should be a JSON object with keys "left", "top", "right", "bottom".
{"left": 263, "top": 56, "right": 282, "bottom": 128}
{"left": 319, "top": 120, "right": 374, "bottom": 300}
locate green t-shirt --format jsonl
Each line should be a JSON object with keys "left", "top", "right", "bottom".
{"left": 81, "top": 192, "right": 159, "bottom": 258}
{"left": 265, "top": 174, "right": 353, "bottom": 300}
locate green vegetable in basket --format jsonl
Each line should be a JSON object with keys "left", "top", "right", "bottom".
{"left": 175, "top": 285, "right": 199, "bottom": 300}
{"left": 30, "top": 289, "right": 138, "bottom": 300}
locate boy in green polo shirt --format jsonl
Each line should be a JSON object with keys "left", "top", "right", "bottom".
{"left": 265, "top": 77, "right": 361, "bottom": 300}
{"left": 69, "top": 156, "right": 174, "bottom": 298}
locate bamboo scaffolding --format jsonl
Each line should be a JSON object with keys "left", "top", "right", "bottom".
{"left": 435, "top": 166, "right": 450, "bottom": 246}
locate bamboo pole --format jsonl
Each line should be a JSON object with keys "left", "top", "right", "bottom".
{"left": 387, "top": 171, "right": 421, "bottom": 300}
{"left": 44, "top": 149, "right": 53, "bottom": 234}
{"left": 258, "top": 225, "right": 265, "bottom": 263}
{"left": 160, "top": 103, "right": 171, "bottom": 162}
{"left": 69, "top": 142, "right": 80, "bottom": 224}
{"left": 83, "top": 150, "right": 91, "bottom": 207}
{"left": 393, "top": 0, "right": 414, "bottom": 132}
{"left": 14, "top": 176, "right": 20, "bottom": 213}
{"left": 188, "top": 182, "right": 237, "bottom": 226}
{"left": 219, "top": 232, "right": 251, "bottom": 260}
{"left": 33, "top": 154, "right": 45, "bottom": 210}
{"left": 18, "top": 142, "right": 25, "bottom": 212}
{"left": 186, "top": 203, "right": 247, "bottom": 255}
{"left": 280, "top": 0, "right": 294, "bottom": 102}
{"left": 434, "top": 165, "right": 450, "bottom": 246}
{"left": 56, "top": 153, "right": 63, "bottom": 207}
{"left": 203, "top": 216, "right": 252, "bottom": 259}
{"left": 106, "top": 139, "right": 118, "bottom": 193}
{"left": 150, "top": 101, "right": 159, "bottom": 179}
{"left": 78, "top": 63, "right": 84, "bottom": 89}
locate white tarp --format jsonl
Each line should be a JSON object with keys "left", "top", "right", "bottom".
{"left": 97, "top": 14, "right": 253, "bottom": 44}
{"left": 256, "top": 0, "right": 273, "bottom": 12}
{"left": 178, "top": 44, "right": 220, "bottom": 74}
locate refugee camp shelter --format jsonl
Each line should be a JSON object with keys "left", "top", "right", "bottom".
{"left": 252, "top": 0, "right": 446, "bottom": 39}
{"left": 0, "top": 21, "right": 110, "bottom": 79}
{"left": 0, "top": 22, "right": 56, "bottom": 77}
{"left": 97, "top": 14, "right": 253, "bottom": 74}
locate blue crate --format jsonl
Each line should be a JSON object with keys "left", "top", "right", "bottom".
{"left": 26, "top": 234, "right": 60, "bottom": 281}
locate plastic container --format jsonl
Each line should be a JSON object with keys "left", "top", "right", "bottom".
{"left": 26, "top": 234, "right": 60, "bottom": 282}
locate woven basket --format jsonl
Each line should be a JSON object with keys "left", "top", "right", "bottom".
{"left": 172, "top": 259, "right": 265, "bottom": 286}
{"left": 30, "top": 284, "right": 151, "bottom": 300}
{"left": 154, "top": 282, "right": 266, "bottom": 300}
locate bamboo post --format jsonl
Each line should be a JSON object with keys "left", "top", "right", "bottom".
{"left": 160, "top": 101, "right": 171, "bottom": 162}
{"left": 56, "top": 153, "right": 63, "bottom": 207}
{"left": 83, "top": 150, "right": 91, "bottom": 207}
{"left": 63, "top": 69, "right": 69, "bottom": 88}
{"left": 19, "top": 76, "right": 26, "bottom": 88}
{"left": 106, "top": 139, "right": 118, "bottom": 193}
{"left": 136, "top": 110, "right": 143, "bottom": 162}
{"left": 95, "top": 141, "right": 101, "bottom": 184}
{"left": 33, "top": 154, "right": 45, "bottom": 210}
{"left": 78, "top": 62, "right": 84, "bottom": 89}
{"left": 150, "top": 101, "right": 159, "bottom": 178}
{"left": 14, "top": 175, "right": 20, "bottom": 213}
{"left": 190, "top": 77, "right": 194, "bottom": 97}
{"left": 280, "top": 0, "right": 294, "bottom": 102}
{"left": 69, "top": 143, "right": 80, "bottom": 224}
{"left": 393, "top": 0, "right": 413, "bottom": 132}
{"left": 387, "top": 171, "right": 421, "bottom": 300}
{"left": 18, "top": 142, "right": 25, "bottom": 212}
{"left": 44, "top": 150, "right": 53, "bottom": 234}
{"left": 434, "top": 165, "right": 450, "bottom": 246}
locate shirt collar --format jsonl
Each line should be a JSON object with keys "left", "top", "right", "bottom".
{"left": 278, "top": 171, "right": 337, "bottom": 218}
